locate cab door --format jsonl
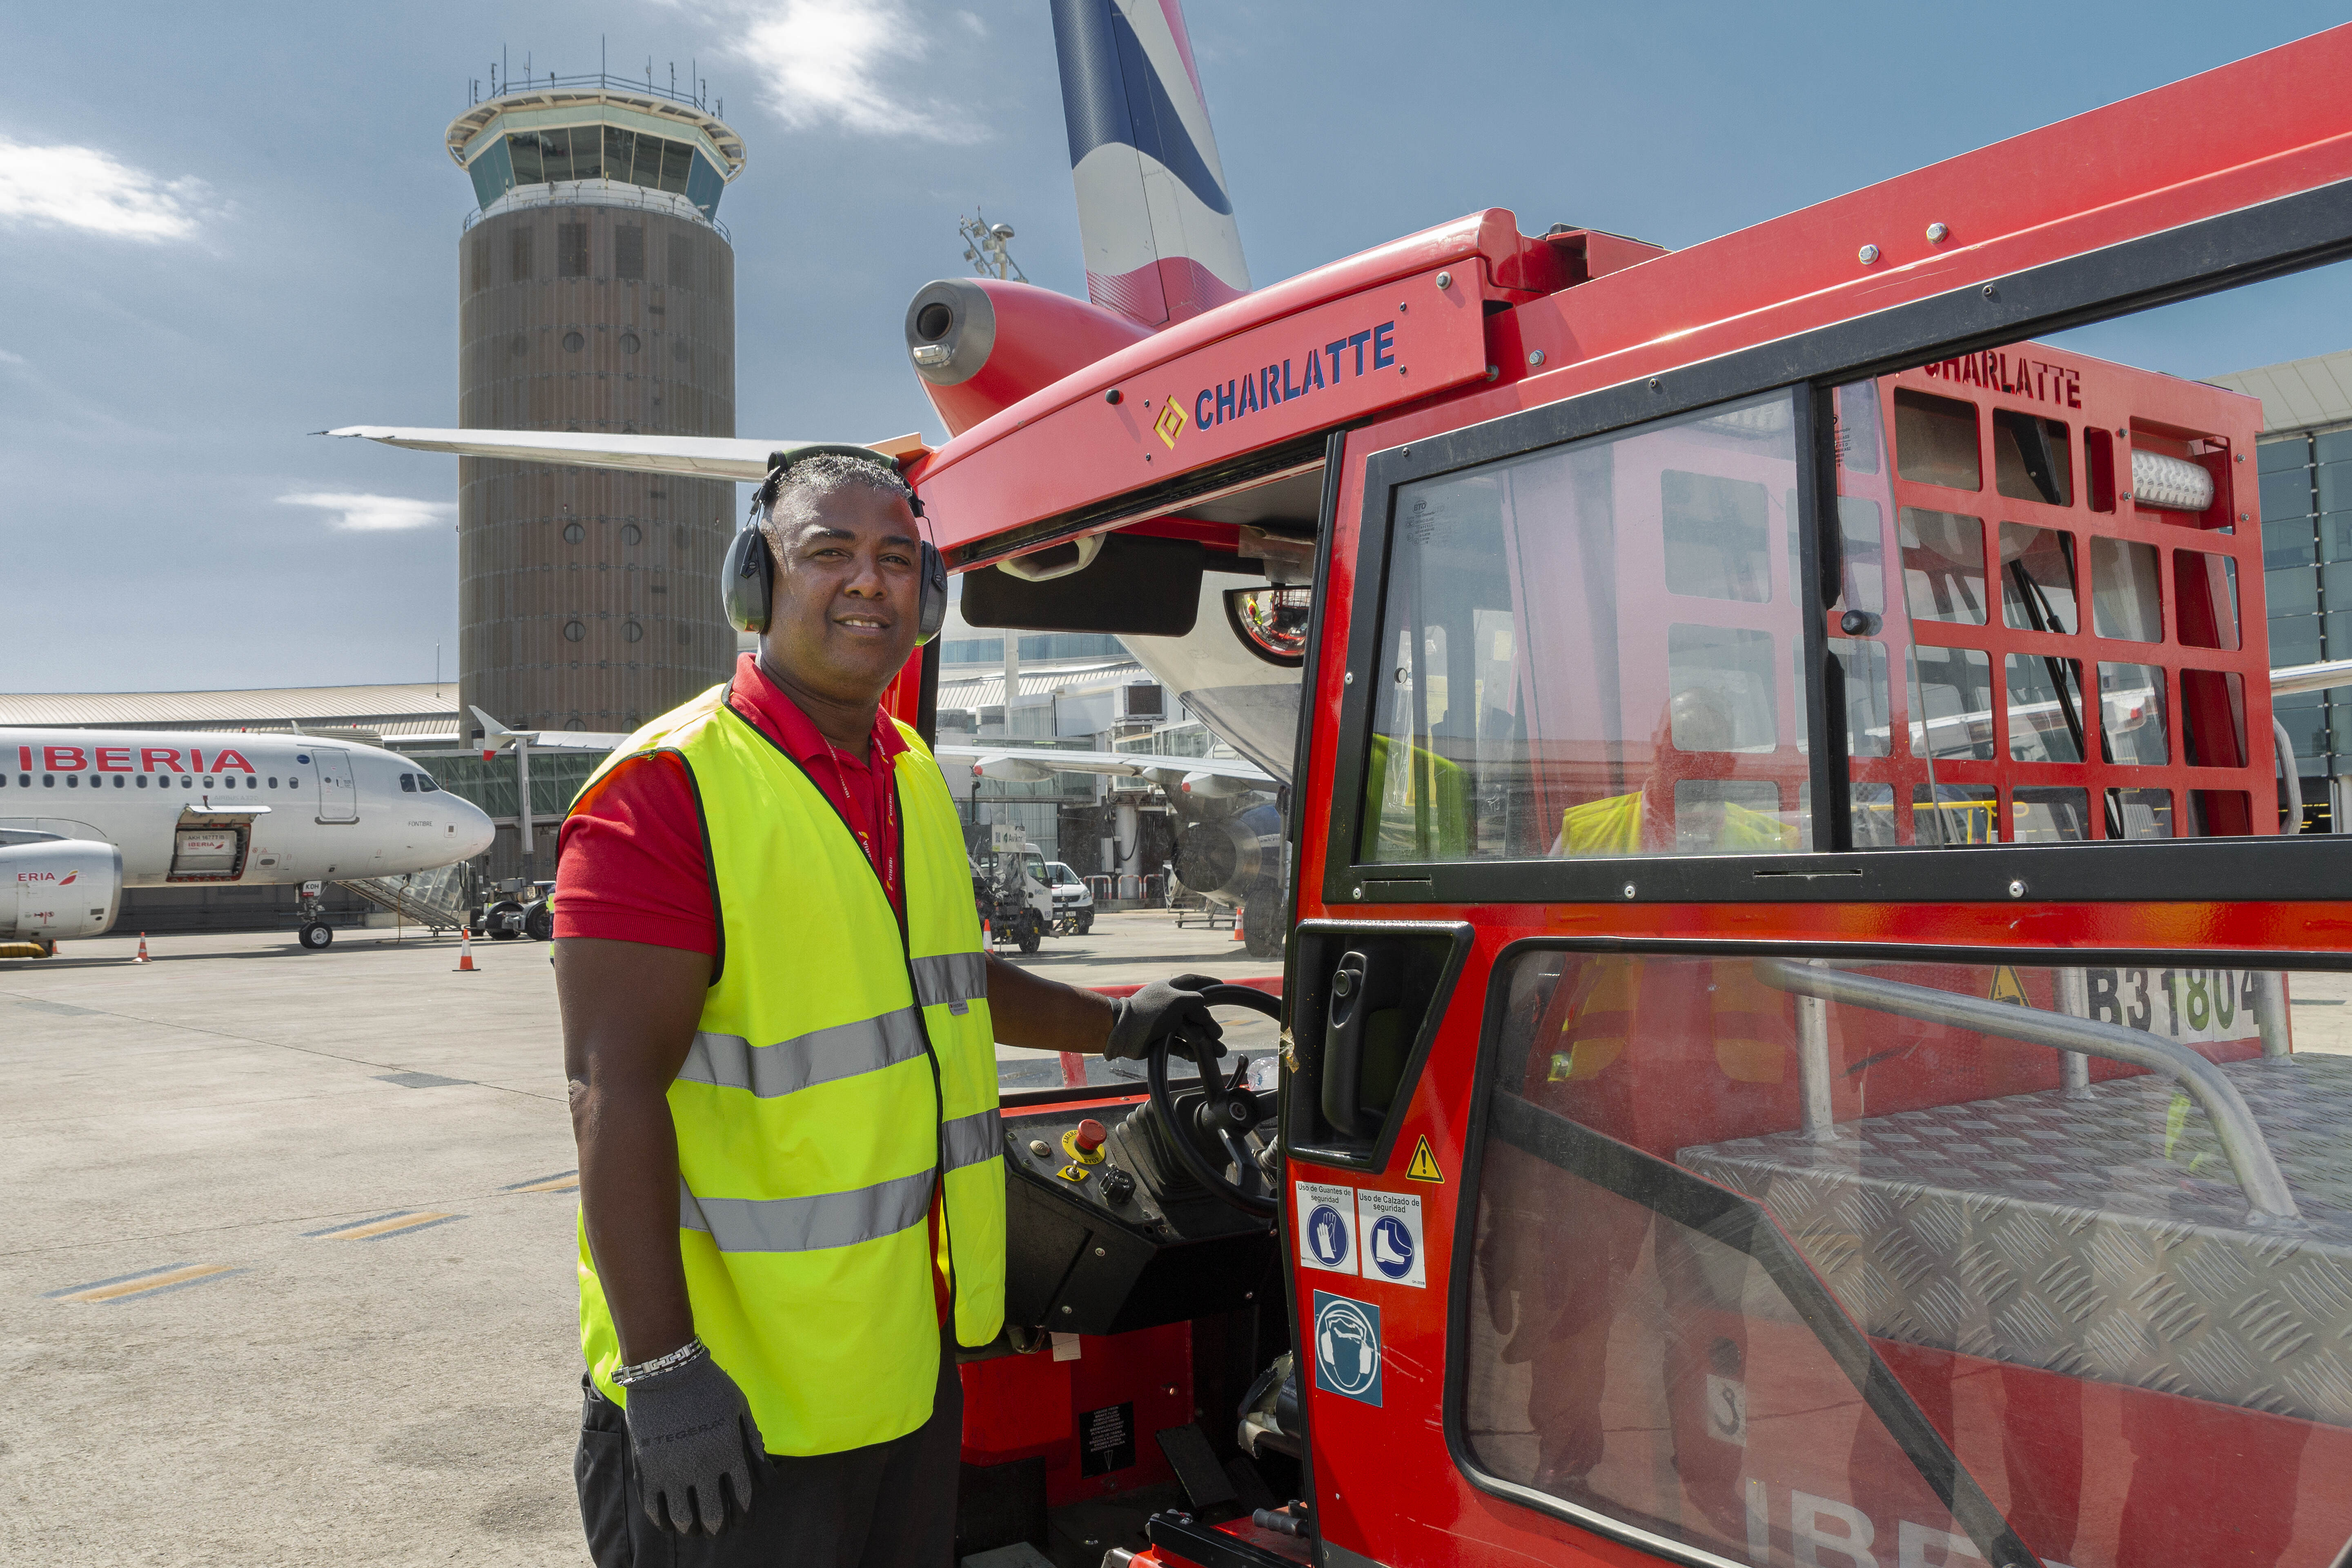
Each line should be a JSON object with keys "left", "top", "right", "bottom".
{"left": 1281, "top": 399, "right": 2028, "bottom": 1568}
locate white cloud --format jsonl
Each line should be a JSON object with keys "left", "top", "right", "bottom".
{"left": 277, "top": 492, "right": 457, "bottom": 532}
{"left": 0, "top": 138, "right": 217, "bottom": 241}
{"left": 0, "top": 349, "right": 24, "bottom": 365}
{"left": 715, "top": 0, "right": 976, "bottom": 142}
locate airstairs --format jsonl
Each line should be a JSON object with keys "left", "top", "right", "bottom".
{"left": 334, "top": 864, "right": 470, "bottom": 933}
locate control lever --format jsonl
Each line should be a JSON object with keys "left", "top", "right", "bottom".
{"left": 1321, "top": 951, "right": 1371, "bottom": 1136}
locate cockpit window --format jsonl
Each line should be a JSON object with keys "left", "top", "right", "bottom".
{"left": 400, "top": 775, "right": 416, "bottom": 793}
{"left": 415, "top": 773, "right": 439, "bottom": 792}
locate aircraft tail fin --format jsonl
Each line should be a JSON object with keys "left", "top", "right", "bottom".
{"left": 1050, "top": 0, "right": 1250, "bottom": 330}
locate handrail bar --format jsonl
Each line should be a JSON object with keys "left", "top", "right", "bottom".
{"left": 1751, "top": 957, "right": 2299, "bottom": 1223}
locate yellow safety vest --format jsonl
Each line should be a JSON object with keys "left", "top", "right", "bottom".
{"left": 1361, "top": 734, "right": 1471, "bottom": 860}
{"left": 1558, "top": 793, "right": 1799, "bottom": 857}
{"left": 566, "top": 684, "right": 1005, "bottom": 1456}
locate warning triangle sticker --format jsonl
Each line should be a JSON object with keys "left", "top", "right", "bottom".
{"left": 1405, "top": 1136, "right": 1445, "bottom": 1184}
{"left": 1988, "top": 965, "right": 2028, "bottom": 1006}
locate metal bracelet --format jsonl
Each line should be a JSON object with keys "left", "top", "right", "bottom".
{"left": 612, "top": 1337, "right": 707, "bottom": 1386}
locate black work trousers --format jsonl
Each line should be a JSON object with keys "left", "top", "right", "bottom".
{"left": 575, "top": 1332, "right": 962, "bottom": 1568}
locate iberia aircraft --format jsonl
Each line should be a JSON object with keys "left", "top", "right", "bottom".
{"left": 0, "top": 727, "right": 495, "bottom": 951}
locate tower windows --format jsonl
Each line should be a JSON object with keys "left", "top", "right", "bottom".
{"left": 511, "top": 229, "right": 533, "bottom": 283}
{"left": 616, "top": 225, "right": 645, "bottom": 281}
{"left": 559, "top": 223, "right": 590, "bottom": 279}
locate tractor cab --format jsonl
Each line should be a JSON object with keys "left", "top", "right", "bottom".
{"left": 911, "top": 29, "right": 2352, "bottom": 1568}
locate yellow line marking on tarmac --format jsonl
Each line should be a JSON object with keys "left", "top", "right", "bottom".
{"left": 313, "top": 1211, "right": 461, "bottom": 1241}
{"left": 53, "top": 1264, "right": 237, "bottom": 1303}
{"left": 510, "top": 1176, "right": 579, "bottom": 1193}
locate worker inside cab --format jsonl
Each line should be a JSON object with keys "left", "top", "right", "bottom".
{"left": 551, "top": 451, "right": 1223, "bottom": 1567}
{"left": 1554, "top": 687, "right": 1800, "bottom": 857}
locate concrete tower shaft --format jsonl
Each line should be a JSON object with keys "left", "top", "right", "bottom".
{"left": 447, "top": 82, "right": 747, "bottom": 747}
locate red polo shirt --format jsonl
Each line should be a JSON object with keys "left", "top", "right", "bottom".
{"left": 556, "top": 653, "right": 950, "bottom": 1320}
{"left": 555, "top": 653, "right": 910, "bottom": 950}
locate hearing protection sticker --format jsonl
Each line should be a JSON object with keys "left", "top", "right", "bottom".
{"left": 1312, "top": 1291, "right": 1382, "bottom": 1407}
{"left": 1296, "top": 1182, "right": 1358, "bottom": 1275}
{"left": 1356, "top": 1190, "right": 1424, "bottom": 1287}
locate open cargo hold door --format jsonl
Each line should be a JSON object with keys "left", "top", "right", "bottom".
{"left": 1278, "top": 29, "right": 2352, "bottom": 1568}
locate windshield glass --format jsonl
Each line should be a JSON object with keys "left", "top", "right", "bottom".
{"left": 1361, "top": 391, "right": 1808, "bottom": 861}
{"left": 1469, "top": 945, "right": 2352, "bottom": 1567}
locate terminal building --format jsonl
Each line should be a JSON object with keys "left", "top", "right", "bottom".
{"left": 924, "top": 586, "right": 1254, "bottom": 878}
{"left": 442, "top": 74, "right": 748, "bottom": 823}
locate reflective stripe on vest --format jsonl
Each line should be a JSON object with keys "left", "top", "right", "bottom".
{"left": 678, "top": 1108, "right": 1003, "bottom": 1253}
{"left": 567, "top": 683, "right": 1005, "bottom": 1458}
{"left": 682, "top": 1011, "right": 930, "bottom": 1099}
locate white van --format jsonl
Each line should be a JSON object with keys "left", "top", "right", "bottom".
{"left": 1042, "top": 860, "right": 1094, "bottom": 933}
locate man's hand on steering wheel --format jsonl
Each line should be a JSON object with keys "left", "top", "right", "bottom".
{"left": 1104, "top": 973, "right": 1229, "bottom": 1065}
{"left": 1140, "top": 982, "right": 1281, "bottom": 1218}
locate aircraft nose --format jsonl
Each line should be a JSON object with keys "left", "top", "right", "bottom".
{"left": 454, "top": 797, "right": 497, "bottom": 860}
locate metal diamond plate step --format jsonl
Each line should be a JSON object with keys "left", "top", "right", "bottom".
{"left": 1680, "top": 1056, "right": 2352, "bottom": 1425}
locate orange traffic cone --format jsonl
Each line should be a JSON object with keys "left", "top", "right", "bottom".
{"left": 1232, "top": 908, "right": 1244, "bottom": 941}
{"left": 456, "top": 928, "right": 477, "bottom": 972}
{"left": 983, "top": 917, "right": 992, "bottom": 946}
{"left": 135, "top": 933, "right": 150, "bottom": 963}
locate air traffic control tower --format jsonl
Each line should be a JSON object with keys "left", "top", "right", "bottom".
{"left": 443, "top": 77, "right": 746, "bottom": 753}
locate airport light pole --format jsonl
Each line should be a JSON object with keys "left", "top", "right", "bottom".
{"left": 514, "top": 738, "right": 534, "bottom": 862}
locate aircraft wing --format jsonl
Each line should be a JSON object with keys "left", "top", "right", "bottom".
{"left": 467, "top": 705, "right": 632, "bottom": 753}
{"left": 938, "top": 744, "right": 1274, "bottom": 797}
{"left": 324, "top": 426, "right": 928, "bottom": 481}
{"left": 521, "top": 731, "right": 637, "bottom": 751}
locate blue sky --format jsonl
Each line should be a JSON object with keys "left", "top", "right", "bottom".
{"left": 3, "top": 2, "right": 2347, "bottom": 693}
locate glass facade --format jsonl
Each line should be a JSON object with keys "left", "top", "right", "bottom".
{"left": 2256, "top": 428, "right": 2344, "bottom": 819}
{"left": 937, "top": 633, "right": 1129, "bottom": 664}
{"left": 466, "top": 123, "right": 727, "bottom": 218}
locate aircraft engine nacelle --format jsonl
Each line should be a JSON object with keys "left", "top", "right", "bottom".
{"left": 904, "top": 278, "right": 1153, "bottom": 437}
{"left": 1172, "top": 802, "right": 1283, "bottom": 907}
{"left": 2, "top": 839, "right": 123, "bottom": 939}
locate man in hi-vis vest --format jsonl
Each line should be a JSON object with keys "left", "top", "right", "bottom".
{"left": 554, "top": 451, "right": 1223, "bottom": 1566}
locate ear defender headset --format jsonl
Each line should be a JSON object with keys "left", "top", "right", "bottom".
{"left": 722, "top": 445, "right": 949, "bottom": 641}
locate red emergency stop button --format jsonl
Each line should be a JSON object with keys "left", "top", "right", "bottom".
{"left": 1062, "top": 1119, "right": 1108, "bottom": 1165}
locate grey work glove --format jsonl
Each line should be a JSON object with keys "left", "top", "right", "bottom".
{"left": 1105, "top": 973, "right": 1228, "bottom": 1064}
{"left": 621, "top": 1348, "right": 766, "bottom": 1535}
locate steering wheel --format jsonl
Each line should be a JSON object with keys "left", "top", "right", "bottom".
{"left": 1145, "top": 982, "right": 1283, "bottom": 1218}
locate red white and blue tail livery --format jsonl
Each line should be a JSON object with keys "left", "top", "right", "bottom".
{"left": 1050, "top": 0, "right": 1250, "bottom": 329}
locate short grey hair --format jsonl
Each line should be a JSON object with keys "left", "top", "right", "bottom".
{"left": 758, "top": 452, "right": 915, "bottom": 557}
